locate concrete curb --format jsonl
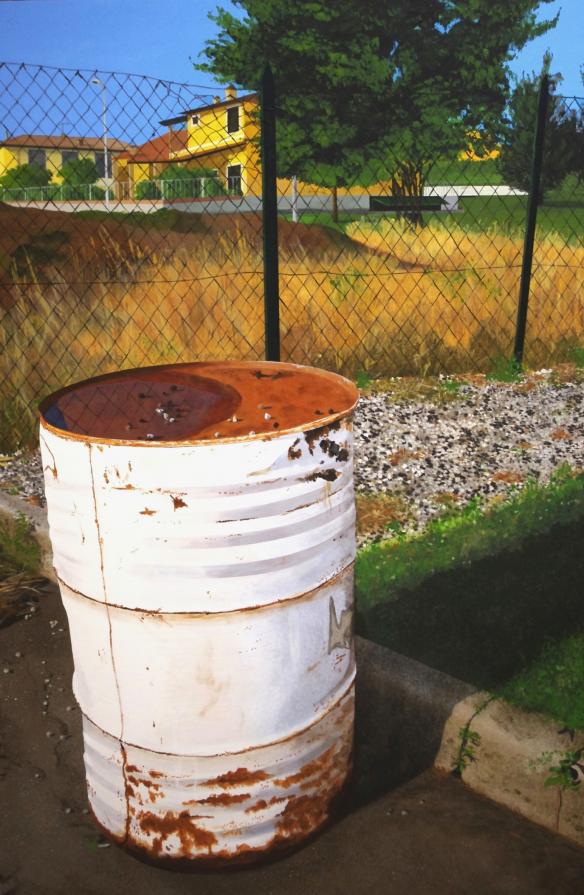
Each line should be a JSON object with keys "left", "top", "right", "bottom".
{"left": 1, "top": 490, "right": 582, "bottom": 847}
{"left": 353, "top": 636, "right": 475, "bottom": 802}
{"left": 435, "top": 692, "right": 584, "bottom": 847}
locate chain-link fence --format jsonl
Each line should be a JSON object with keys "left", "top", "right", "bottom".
{"left": 0, "top": 62, "right": 267, "bottom": 450}
{"left": 271, "top": 88, "right": 584, "bottom": 381}
{"left": 1, "top": 61, "right": 583, "bottom": 450}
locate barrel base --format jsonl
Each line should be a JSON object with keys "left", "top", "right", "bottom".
{"left": 89, "top": 778, "right": 351, "bottom": 872}
{"left": 83, "top": 683, "right": 355, "bottom": 866}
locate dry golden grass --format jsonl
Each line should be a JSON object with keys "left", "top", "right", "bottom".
{"left": 1, "top": 211, "right": 583, "bottom": 449}
{"left": 355, "top": 493, "right": 412, "bottom": 539}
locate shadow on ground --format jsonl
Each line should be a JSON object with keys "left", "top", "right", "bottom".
{"left": 2, "top": 581, "right": 583, "bottom": 894}
{"left": 357, "top": 517, "right": 584, "bottom": 690}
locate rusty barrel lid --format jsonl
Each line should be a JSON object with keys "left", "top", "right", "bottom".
{"left": 38, "top": 361, "right": 359, "bottom": 445}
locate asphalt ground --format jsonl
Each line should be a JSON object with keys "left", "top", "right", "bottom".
{"left": 1, "top": 582, "right": 583, "bottom": 895}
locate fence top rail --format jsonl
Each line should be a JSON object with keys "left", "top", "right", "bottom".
{"left": 0, "top": 60, "right": 216, "bottom": 93}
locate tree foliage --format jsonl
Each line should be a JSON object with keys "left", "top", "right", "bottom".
{"left": 159, "top": 164, "right": 200, "bottom": 182}
{"left": 59, "top": 157, "right": 99, "bottom": 186}
{"left": 196, "top": 0, "right": 558, "bottom": 212}
{"left": 0, "top": 163, "right": 51, "bottom": 191}
{"left": 498, "top": 63, "right": 584, "bottom": 199}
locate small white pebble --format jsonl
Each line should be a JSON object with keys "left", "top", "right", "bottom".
{"left": 34, "top": 772, "right": 41, "bottom": 779}
{"left": 214, "top": 432, "right": 220, "bottom": 438}
{"left": 66, "top": 705, "right": 74, "bottom": 712}
{"left": 97, "top": 841, "right": 111, "bottom": 849}
{"left": 42, "top": 700, "right": 48, "bottom": 707}
{"left": 3, "top": 667, "right": 10, "bottom": 675}
{"left": 59, "top": 734, "right": 66, "bottom": 741}
{"left": 46, "top": 731, "right": 54, "bottom": 738}
{"left": 44, "top": 677, "right": 50, "bottom": 684}
{"left": 248, "top": 431, "right": 256, "bottom": 436}
{"left": 14, "top": 652, "right": 22, "bottom": 659}
{"left": 49, "top": 620, "right": 58, "bottom": 628}
{"left": 401, "top": 809, "right": 408, "bottom": 816}
{"left": 64, "top": 807, "right": 72, "bottom": 815}
{"left": 264, "top": 412, "right": 271, "bottom": 420}
{"left": 41, "top": 660, "right": 46, "bottom": 665}
{"left": 82, "top": 808, "right": 89, "bottom": 815}
{"left": 58, "top": 628, "right": 64, "bottom": 633}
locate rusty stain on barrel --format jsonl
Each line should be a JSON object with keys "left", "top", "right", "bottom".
{"left": 39, "top": 361, "right": 358, "bottom": 867}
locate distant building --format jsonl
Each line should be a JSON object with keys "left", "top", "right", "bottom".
{"left": 0, "top": 133, "right": 133, "bottom": 185}
{"left": 114, "top": 130, "right": 190, "bottom": 198}
{"left": 158, "top": 86, "right": 260, "bottom": 197}
{"left": 120, "top": 85, "right": 395, "bottom": 204}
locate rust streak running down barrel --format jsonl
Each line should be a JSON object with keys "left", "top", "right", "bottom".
{"left": 39, "top": 361, "right": 359, "bottom": 866}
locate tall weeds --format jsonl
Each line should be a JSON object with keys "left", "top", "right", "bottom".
{"left": 1, "top": 217, "right": 583, "bottom": 450}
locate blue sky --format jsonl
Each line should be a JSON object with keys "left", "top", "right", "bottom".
{"left": 0, "top": 0, "right": 582, "bottom": 95}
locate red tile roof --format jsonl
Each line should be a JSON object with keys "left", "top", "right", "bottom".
{"left": 117, "top": 130, "right": 189, "bottom": 163}
{"left": 1, "top": 134, "right": 133, "bottom": 152}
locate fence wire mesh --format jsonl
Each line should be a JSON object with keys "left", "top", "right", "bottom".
{"left": 527, "top": 96, "right": 584, "bottom": 367}
{"left": 0, "top": 61, "right": 583, "bottom": 450}
{"left": 274, "top": 92, "right": 583, "bottom": 380}
{"left": 0, "top": 62, "right": 266, "bottom": 449}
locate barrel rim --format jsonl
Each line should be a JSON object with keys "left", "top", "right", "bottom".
{"left": 38, "top": 360, "right": 359, "bottom": 447}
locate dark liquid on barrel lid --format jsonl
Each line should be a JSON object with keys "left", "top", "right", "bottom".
{"left": 39, "top": 362, "right": 359, "bottom": 442}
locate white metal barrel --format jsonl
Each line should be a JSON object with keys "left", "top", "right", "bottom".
{"left": 39, "top": 361, "right": 358, "bottom": 867}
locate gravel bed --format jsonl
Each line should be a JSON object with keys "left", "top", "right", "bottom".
{"left": 354, "top": 371, "right": 584, "bottom": 544}
{"left": 0, "top": 449, "right": 44, "bottom": 505}
{"left": 1, "top": 370, "right": 583, "bottom": 548}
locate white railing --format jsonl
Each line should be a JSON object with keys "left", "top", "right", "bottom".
{"left": 134, "top": 176, "right": 242, "bottom": 200}
{"left": 0, "top": 176, "right": 245, "bottom": 203}
{"left": 0, "top": 183, "right": 111, "bottom": 202}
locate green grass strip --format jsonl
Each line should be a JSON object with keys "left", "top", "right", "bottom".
{"left": 498, "top": 633, "right": 584, "bottom": 731}
{"left": 355, "top": 464, "right": 584, "bottom": 613}
{"left": 0, "top": 513, "right": 41, "bottom": 577}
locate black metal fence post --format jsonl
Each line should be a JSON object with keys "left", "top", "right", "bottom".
{"left": 260, "top": 63, "right": 281, "bottom": 362}
{"left": 513, "top": 73, "right": 550, "bottom": 368}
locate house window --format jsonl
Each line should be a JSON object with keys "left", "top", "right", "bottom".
{"left": 226, "top": 106, "right": 240, "bottom": 134}
{"left": 191, "top": 114, "right": 199, "bottom": 126}
{"left": 61, "top": 149, "right": 78, "bottom": 166}
{"left": 94, "top": 151, "right": 106, "bottom": 178}
{"left": 28, "top": 148, "right": 46, "bottom": 169}
{"left": 227, "top": 164, "right": 242, "bottom": 195}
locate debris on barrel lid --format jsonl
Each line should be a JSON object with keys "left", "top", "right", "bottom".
{"left": 39, "top": 361, "right": 359, "bottom": 444}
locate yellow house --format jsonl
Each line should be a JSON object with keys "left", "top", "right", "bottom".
{"left": 119, "top": 86, "right": 497, "bottom": 206}
{"left": 0, "top": 134, "right": 132, "bottom": 185}
{"left": 458, "top": 131, "right": 500, "bottom": 162}
{"left": 159, "top": 86, "right": 262, "bottom": 196}
{"left": 114, "top": 130, "right": 190, "bottom": 198}
{"left": 157, "top": 86, "right": 394, "bottom": 202}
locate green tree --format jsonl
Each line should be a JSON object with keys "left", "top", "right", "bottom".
{"left": 196, "top": 0, "right": 557, "bottom": 221}
{"left": 59, "top": 157, "right": 99, "bottom": 186}
{"left": 498, "top": 60, "right": 583, "bottom": 200}
{"left": 0, "top": 163, "right": 51, "bottom": 191}
{"left": 159, "top": 164, "right": 198, "bottom": 182}
{"left": 135, "top": 180, "right": 162, "bottom": 200}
